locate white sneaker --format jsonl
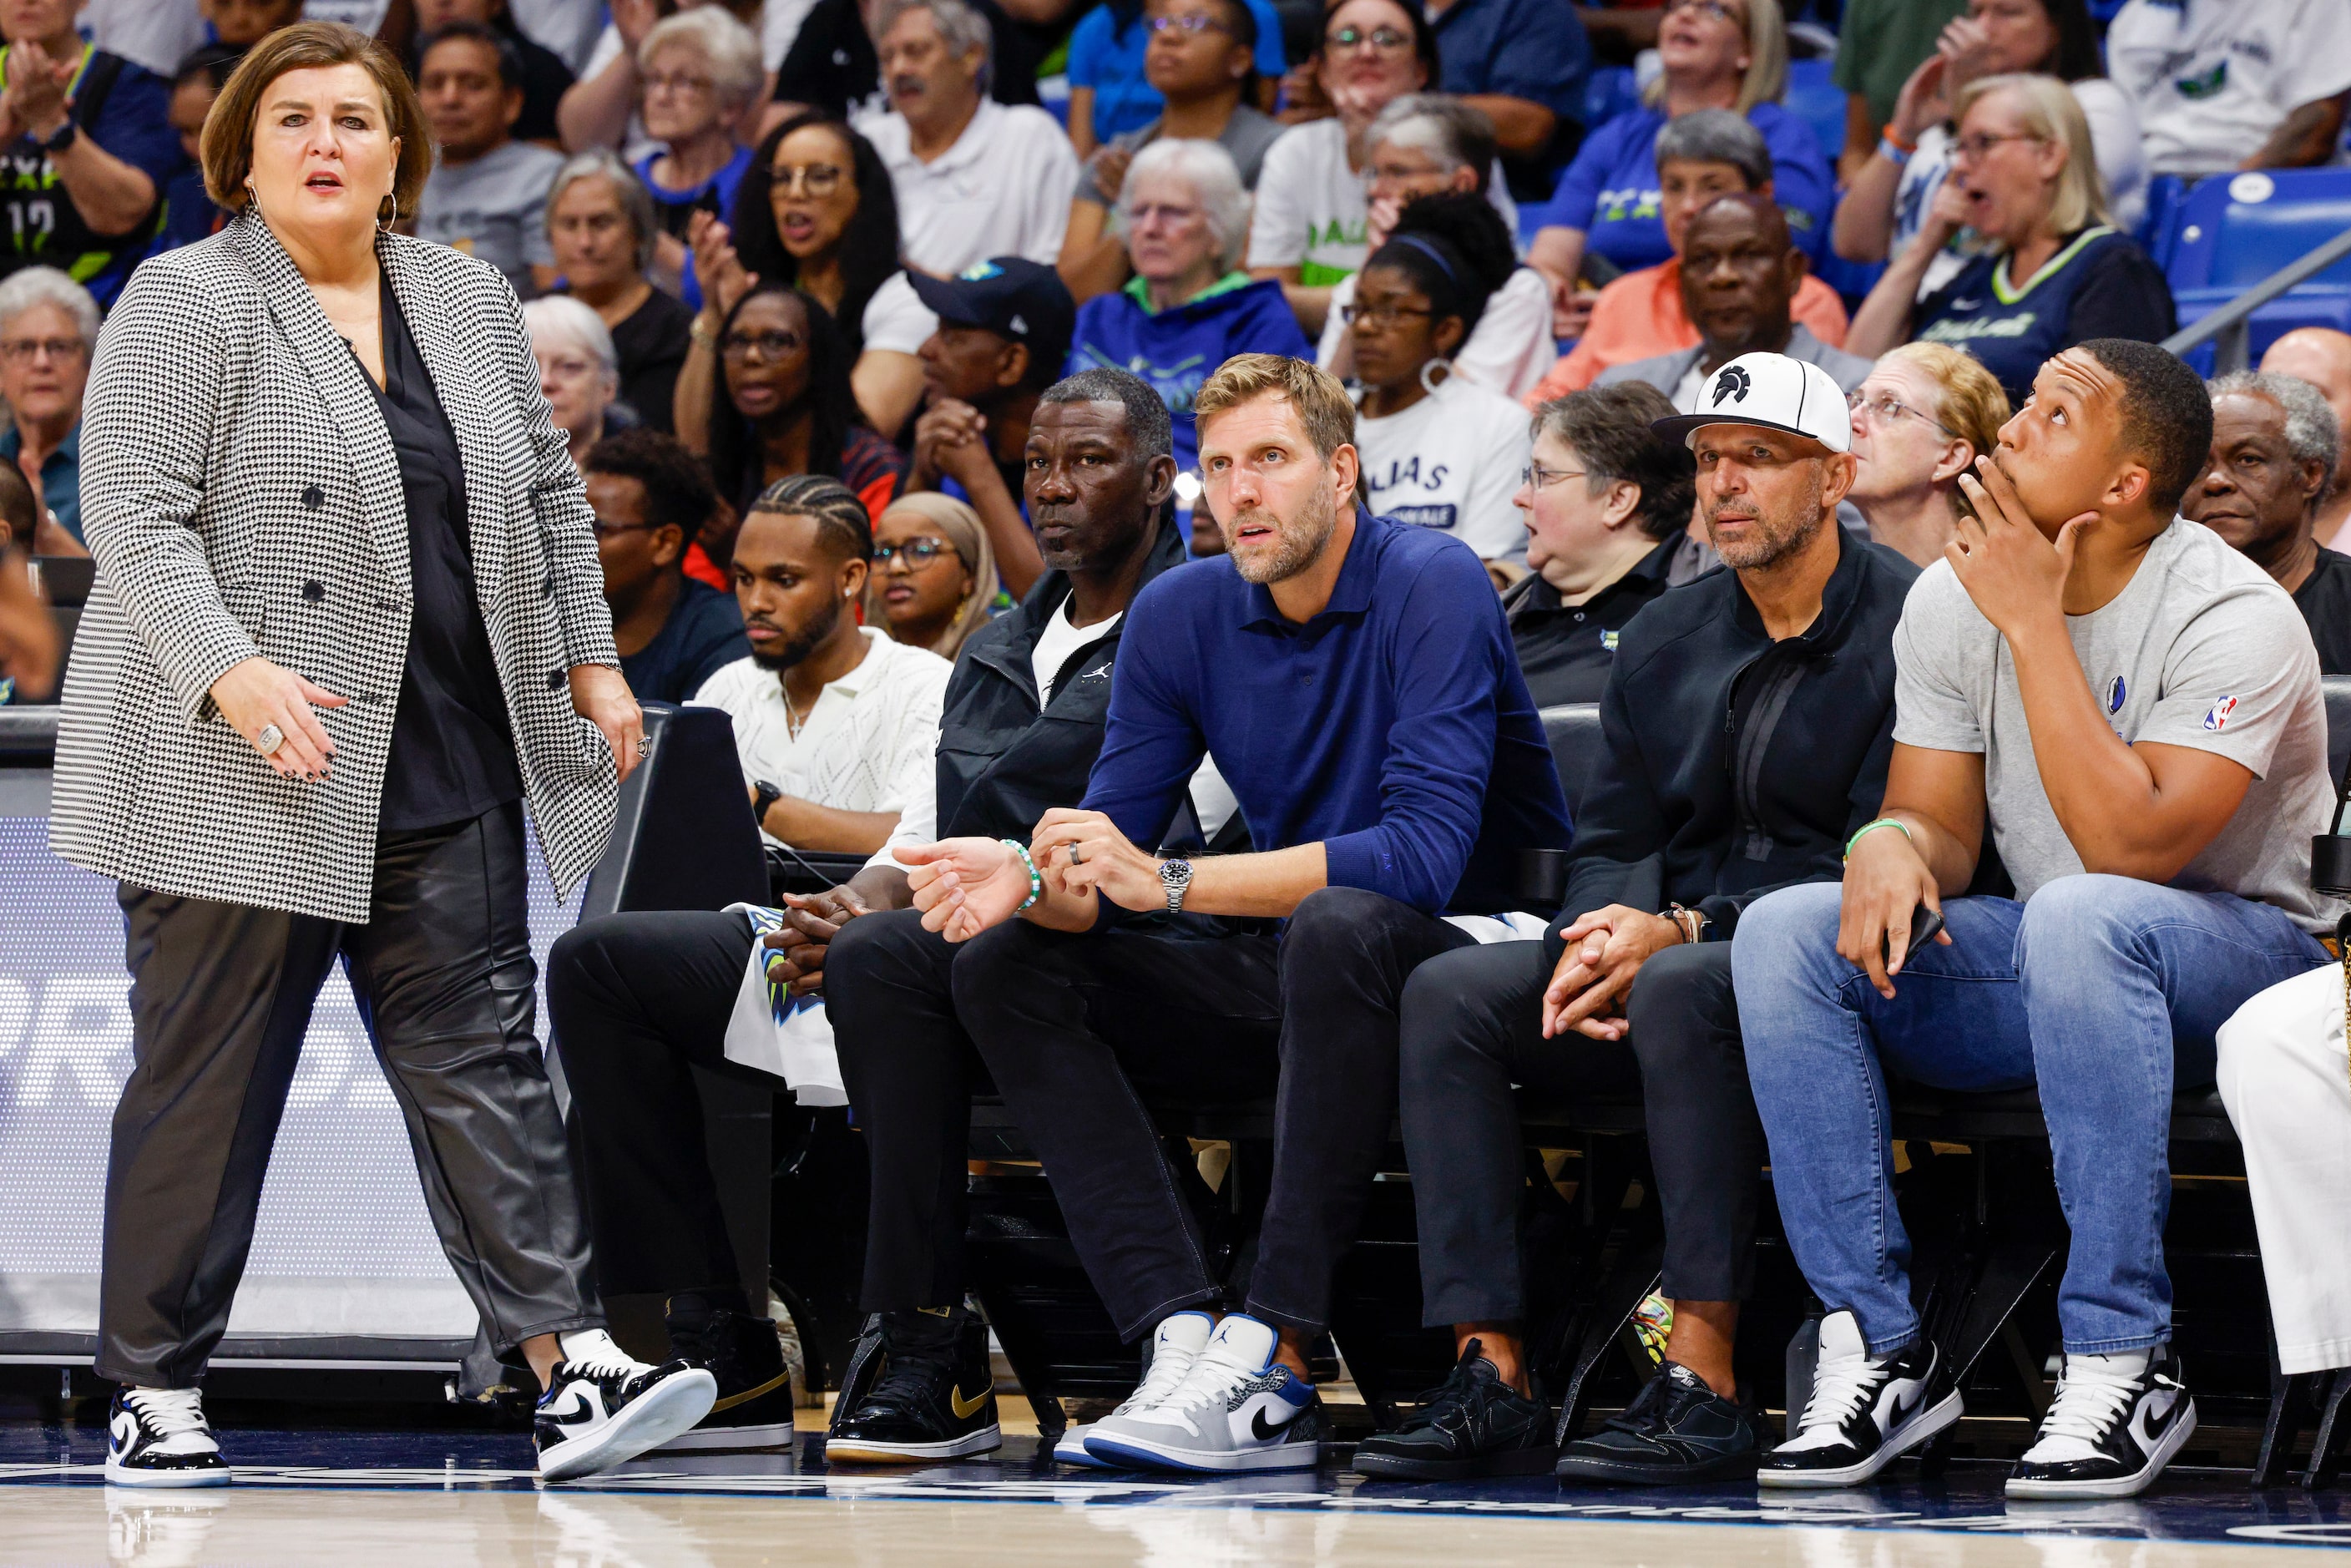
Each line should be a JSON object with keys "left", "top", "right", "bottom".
{"left": 1054, "top": 1311, "right": 1215, "bottom": 1469}
{"left": 104, "top": 1388, "right": 230, "bottom": 1489}
{"left": 1081, "top": 1314, "right": 1322, "bottom": 1474}
{"left": 1759, "top": 1312, "right": 1961, "bottom": 1489}
{"left": 2007, "top": 1345, "right": 2196, "bottom": 1500}
{"left": 535, "top": 1329, "right": 718, "bottom": 1484}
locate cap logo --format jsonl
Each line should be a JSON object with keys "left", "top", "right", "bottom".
{"left": 1009, "top": 313, "right": 1028, "bottom": 335}
{"left": 959, "top": 261, "right": 1004, "bottom": 281}
{"left": 1711, "top": 366, "right": 1752, "bottom": 407}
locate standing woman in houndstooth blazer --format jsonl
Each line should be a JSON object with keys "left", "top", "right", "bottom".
{"left": 51, "top": 23, "right": 715, "bottom": 1487}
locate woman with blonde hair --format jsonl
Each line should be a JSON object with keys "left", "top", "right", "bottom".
{"left": 868, "top": 491, "right": 1003, "bottom": 660}
{"left": 1844, "top": 341, "right": 2011, "bottom": 568}
{"left": 1526, "top": 0, "right": 1832, "bottom": 321}
{"left": 1846, "top": 73, "right": 2172, "bottom": 405}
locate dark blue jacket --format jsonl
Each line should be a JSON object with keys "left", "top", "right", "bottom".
{"left": 1065, "top": 275, "right": 1312, "bottom": 474}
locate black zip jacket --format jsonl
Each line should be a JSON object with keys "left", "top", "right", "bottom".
{"left": 1541, "top": 529, "right": 1919, "bottom": 967}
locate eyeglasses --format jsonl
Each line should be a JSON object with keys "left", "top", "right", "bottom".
{"left": 874, "top": 536, "right": 958, "bottom": 567}
{"left": 1664, "top": 0, "right": 1744, "bottom": 22}
{"left": 1847, "top": 389, "right": 1956, "bottom": 436}
{"left": 1324, "top": 23, "right": 1412, "bottom": 53}
{"left": 1520, "top": 463, "right": 1589, "bottom": 490}
{"left": 720, "top": 329, "right": 805, "bottom": 361}
{"left": 0, "top": 336, "right": 83, "bottom": 363}
{"left": 1148, "top": 14, "right": 1232, "bottom": 36}
{"left": 1950, "top": 131, "right": 2042, "bottom": 162}
{"left": 641, "top": 70, "right": 715, "bottom": 97}
{"left": 770, "top": 162, "right": 844, "bottom": 197}
{"left": 1337, "top": 301, "right": 1434, "bottom": 326}
{"left": 539, "top": 354, "right": 603, "bottom": 379}
{"left": 589, "top": 517, "right": 664, "bottom": 539}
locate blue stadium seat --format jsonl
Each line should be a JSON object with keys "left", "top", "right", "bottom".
{"left": 1782, "top": 57, "right": 1847, "bottom": 167}
{"left": 2167, "top": 167, "right": 2351, "bottom": 371}
{"left": 2134, "top": 172, "right": 2187, "bottom": 271}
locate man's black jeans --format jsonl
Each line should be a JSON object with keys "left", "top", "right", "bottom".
{"left": 958, "top": 887, "right": 1474, "bottom": 1340}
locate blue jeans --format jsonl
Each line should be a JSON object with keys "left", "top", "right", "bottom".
{"left": 1733, "top": 874, "right": 2328, "bottom": 1357}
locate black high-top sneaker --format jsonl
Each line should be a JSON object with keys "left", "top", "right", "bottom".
{"left": 104, "top": 1388, "right": 230, "bottom": 1488}
{"left": 1759, "top": 1311, "right": 1961, "bottom": 1489}
{"left": 2007, "top": 1344, "right": 2196, "bottom": 1500}
{"left": 1352, "top": 1340, "right": 1557, "bottom": 1480}
{"left": 534, "top": 1329, "right": 718, "bottom": 1483}
{"left": 656, "top": 1305, "right": 797, "bottom": 1453}
{"left": 824, "top": 1308, "right": 1000, "bottom": 1464}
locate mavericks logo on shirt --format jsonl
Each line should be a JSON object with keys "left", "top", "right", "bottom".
{"left": 1919, "top": 310, "right": 2040, "bottom": 344}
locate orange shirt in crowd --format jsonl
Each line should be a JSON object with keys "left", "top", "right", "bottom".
{"left": 1521, "top": 259, "right": 1853, "bottom": 408}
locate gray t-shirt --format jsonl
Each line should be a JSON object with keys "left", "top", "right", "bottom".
{"left": 417, "top": 140, "right": 564, "bottom": 296}
{"left": 1074, "top": 104, "right": 1288, "bottom": 204}
{"left": 1893, "top": 518, "right": 2342, "bottom": 932}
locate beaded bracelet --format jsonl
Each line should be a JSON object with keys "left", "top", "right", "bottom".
{"left": 1001, "top": 838, "right": 1043, "bottom": 912}
{"left": 1844, "top": 817, "right": 1914, "bottom": 861}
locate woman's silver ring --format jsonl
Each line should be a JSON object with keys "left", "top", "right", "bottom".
{"left": 255, "top": 724, "right": 285, "bottom": 756}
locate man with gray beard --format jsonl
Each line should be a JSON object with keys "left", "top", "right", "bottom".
{"left": 896, "top": 354, "right": 1570, "bottom": 1474}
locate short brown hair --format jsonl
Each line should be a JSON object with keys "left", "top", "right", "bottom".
{"left": 1193, "top": 354, "right": 1356, "bottom": 462}
{"left": 203, "top": 21, "right": 434, "bottom": 217}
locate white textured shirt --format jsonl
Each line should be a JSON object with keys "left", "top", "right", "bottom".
{"left": 853, "top": 99, "right": 1080, "bottom": 276}
{"left": 692, "top": 628, "right": 952, "bottom": 847}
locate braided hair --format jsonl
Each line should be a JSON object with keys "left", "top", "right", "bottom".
{"left": 751, "top": 473, "right": 874, "bottom": 563}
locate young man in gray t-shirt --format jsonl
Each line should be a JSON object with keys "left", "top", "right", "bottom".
{"left": 1732, "top": 341, "right": 2339, "bottom": 1501}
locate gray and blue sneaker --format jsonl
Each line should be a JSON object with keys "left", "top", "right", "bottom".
{"left": 1054, "top": 1310, "right": 1216, "bottom": 1468}
{"left": 1082, "top": 1314, "right": 1324, "bottom": 1474}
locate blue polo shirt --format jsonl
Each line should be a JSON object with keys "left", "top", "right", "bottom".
{"left": 1084, "top": 511, "right": 1570, "bottom": 915}
{"left": 1429, "top": 0, "right": 1590, "bottom": 124}
{"left": 1534, "top": 103, "right": 1836, "bottom": 269}
{"left": 0, "top": 419, "right": 78, "bottom": 542}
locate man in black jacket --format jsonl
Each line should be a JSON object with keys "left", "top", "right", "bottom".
{"left": 1352, "top": 352, "right": 1919, "bottom": 1485}
{"left": 544, "top": 367, "right": 1191, "bottom": 1458}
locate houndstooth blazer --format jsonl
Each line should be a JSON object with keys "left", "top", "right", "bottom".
{"left": 49, "top": 215, "right": 622, "bottom": 924}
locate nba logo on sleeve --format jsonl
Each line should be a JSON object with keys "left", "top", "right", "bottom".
{"left": 2202, "top": 696, "right": 2238, "bottom": 732}
{"left": 2105, "top": 676, "right": 2125, "bottom": 714}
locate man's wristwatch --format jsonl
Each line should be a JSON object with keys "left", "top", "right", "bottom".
{"left": 1157, "top": 854, "right": 1194, "bottom": 915}
{"left": 38, "top": 119, "right": 74, "bottom": 154}
{"left": 751, "top": 779, "right": 783, "bottom": 828}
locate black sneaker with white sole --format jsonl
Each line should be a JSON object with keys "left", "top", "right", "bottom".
{"left": 2006, "top": 1344, "right": 2196, "bottom": 1500}
{"left": 105, "top": 1388, "right": 230, "bottom": 1488}
{"left": 657, "top": 1306, "right": 796, "bottom": 1452}
{"left": 824, "top": 1308, "right": 1001, "bottom": 1464}
{"left": 534, "top": 1329, "right": 719, "bottom": 1483}
{"left": 1759, "top": 1311, "right": 1961, "bottom": 1489}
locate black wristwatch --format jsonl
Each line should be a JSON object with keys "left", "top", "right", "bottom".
{"left": 38, "top": 119, "right": 75, "bottom": 154}
{"left": 751, "top": 778, "right": 783, "bottom": 828}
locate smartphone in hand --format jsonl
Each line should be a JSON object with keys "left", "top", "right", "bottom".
{"left": 1888, "top": 903, "right": 1945, "bottom": 969}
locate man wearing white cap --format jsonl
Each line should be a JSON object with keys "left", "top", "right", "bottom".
{"left": 1735, "top": 339, "right": 2342, "bottom": 1500}
{"left": 1362, "top": 351, "right": 1921, "bottom": 1486}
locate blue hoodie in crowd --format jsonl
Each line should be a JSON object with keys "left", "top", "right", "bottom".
{"left": 1064, "top": 272, "right": 1313, "bottom": 473}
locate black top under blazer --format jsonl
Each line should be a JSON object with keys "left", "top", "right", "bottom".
{"left": 52, "top": 215, "right": 623, "bottom": 924}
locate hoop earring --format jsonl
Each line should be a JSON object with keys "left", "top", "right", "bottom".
{"left": 1418, "top": 357, "right": 1451, "bottom": 395}
{"left": 377, "top": 193, "right": 397, "bottom": 234}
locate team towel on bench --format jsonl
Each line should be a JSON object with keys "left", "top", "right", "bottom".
{"left": 720, "top": 903, "right": 847, "bottom": 1106}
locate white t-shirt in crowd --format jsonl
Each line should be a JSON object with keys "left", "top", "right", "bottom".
{"left": 855, "top": 99, "right": 1080, "bottom": 277}
{"left": 1317, "top": 265, "right": 1558, "bottom": 402}
{"left": 2106, "top": 0, "right": 2351, "bottom": 179}
{"left": 861, "top": 271, "right": 941, "bottom": 357}
{"left": 694, "top": 627, "right": 953, "bottom": 848}
{"left": 509, "top": 0, "right": 609, "bottom": 74}
{"left": 83, "top": 0, "right": 205, "bottom": 76}
{"left": 1895, "top": 78, "right": 2150, "bottom": 300}
{"left": 1354, "top": 375, "right": 1533, "bottom": 564}
{"left": 1892, "top": 519, "right": 2343, "bottom": 931}
{"left": 1245, "top": 118, "right": 1519, "bottom": 286}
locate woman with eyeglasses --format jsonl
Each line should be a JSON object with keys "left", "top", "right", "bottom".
{"left": 685, "top": 112, "right": 936, "bottom": 441}
{"left": 1525, "top": 0, "right": 1832, "bottom": 337}
{"left": 546, "top": 152, "right": 697, "bottom": 434}
{"left": 524, "top": 295, "right": 626, "bottom": 472}
{"left": 1845, "top": 73, "right": 2173, "bottom": 407}
{"left": 1064, "top": 139, "right": 1310, "bottom": 483}
{"left": 1246, "top": 0, "right": 1459, "bottom": 336}
{"left": 867, "top": 491, "right": 1005, "bottom": 659}
{"left": 695, "top": 282, "right": 909, "bottom": 529}
{"left": 1346, "top": 191, "right": 1533, "bottom": 567}
{"left": 1843, "top": 341, "right": 2011, "bottom": 569}
{"left": 1065, "top": 0, "right": 1288, "bottom": 159}
{"left": 1831, "top": 0, "right": 2144, "bottom": 300}
{"left": 633, "top": 7, "right": 762, "bottom": 306}
{"left": 1059, "top": 0, "right": 1287, "bottom": 301}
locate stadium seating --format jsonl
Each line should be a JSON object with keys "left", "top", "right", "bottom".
{"left": 2165, "top": 167, "right": 2351, "bottom": 372}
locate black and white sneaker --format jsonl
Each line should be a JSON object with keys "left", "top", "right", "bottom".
{"left": 104, "top": 1388, "right": 230, "bottom": 1488}
{"left": 2007, "top": 1344, "right": 2196, "bottom": 1500}
{"left": 535, "top": 1329, "right": 718, "bottom": 1483}
{"left": 1759, "top": 1312, "right": 1961, "bottom": 1489}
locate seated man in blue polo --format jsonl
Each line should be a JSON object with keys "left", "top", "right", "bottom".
{"left": 904, "top": 257, "right": 1077, "bottom": 599}
{"left": 1735, "top": 339, "right": 2342, "bottom": 1500}
{"left": 897, "top": 353, "right": 1570, "bottom": 1474}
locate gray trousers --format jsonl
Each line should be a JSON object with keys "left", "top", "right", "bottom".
{"left": 99, "top": 802, "right": 600, "bottom": 1387}
{"left": 1398, "top": 938, "right": 1764, "bottom": 1328}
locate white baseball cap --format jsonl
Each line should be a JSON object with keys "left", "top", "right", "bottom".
{"left": 1652, "top": 351, "right": 1853, "bottom": 455}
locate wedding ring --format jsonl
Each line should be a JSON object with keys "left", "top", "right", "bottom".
{"left": 1068, "top": 845, "right": 1084, "bottom": 865}
{"left": 255, "top": 723, "right": 285, "bottom": 756}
